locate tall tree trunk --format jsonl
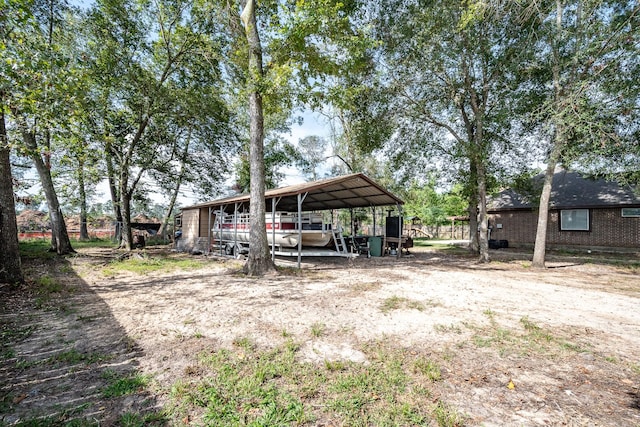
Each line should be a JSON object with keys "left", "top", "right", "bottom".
{"left": 466, "top": 154, "right": 479, "bottom": 254}
{"left": 22, "top": 130, "right": 74, "bottom": 255}
{"left": 0, "top": 97, "right": 23, "bottom": 283}
{"left": 78, "top": 158, "right": 90, "bottom": 241}
{"left": 241, "top": 0, "right": 275, "bottom": 275}
{"left": 119, "top": 182, "right": 133, "bottom": 251}
{"left": 532, "top": 145, "right": 561, "bottom": 268}
{"left": 476, "top": 160, "right": 490, "bottom": 263}
{"left": 105, "top": 142, "right": 123, "bottom": 242}
{"left": 532, "top": 0, "right": 565, "bottom": 269}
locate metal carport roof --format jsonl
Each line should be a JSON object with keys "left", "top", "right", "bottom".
{"left": 182, "top": 173, "right": 404, "bottom": 213}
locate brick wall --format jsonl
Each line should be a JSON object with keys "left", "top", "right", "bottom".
{"left": 488, "top": 207, "right": 640, "bottom": 249}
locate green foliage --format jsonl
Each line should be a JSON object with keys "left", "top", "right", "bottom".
{"left": 402, "top": 178, "right": 467, "bottom": 226}
{"left": 233, "top": 138, "right": 303, "bottom": 192}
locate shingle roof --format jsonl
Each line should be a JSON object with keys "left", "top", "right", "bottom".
{"left": 182, "top": 173, "right": 404, "bottom": 214}
{"left": 489, "top": 169, "right": 640, "bottom": 211}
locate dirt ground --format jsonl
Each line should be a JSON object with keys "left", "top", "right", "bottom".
{"left": 1, "top": 245, "right": 639, "bottom": 426}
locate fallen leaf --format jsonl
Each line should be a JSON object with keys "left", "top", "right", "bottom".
{"left": 12, "top": 394, "right": 27, "bottom": 404}
{"left": 507, "top": 380, "right": 515, "bottom": 390}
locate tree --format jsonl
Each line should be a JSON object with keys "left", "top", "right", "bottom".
{"left": 233, "top": 137, "right": 301, "bottom": 193}
{"left": 403, "top": 178, "right": 467, "bottom": 226}
{"left": 297, "top": 135, "right": 327, "bottom": 181}
{"left": 0, "top": 94, "right": 23, "bottom": 283}
{"left": 227, "top": 0, "right": 374, "bottom": 274}
{"left": 84, "top": 0, "right": 233, "bottom": 250}
{"left": 0, "top": 2, "right": 28, "bottom": 282}
{"left": 5, "top": 0, "right": 76, "bottom": 254}
{"left": 528, "top": 0, "right": 640, "bottom": 268}
{"left": 239, "top": 0, "right": 275, "bottom": 275}
{"left": 377, "top": 0, "right": 535, "bottom": 262}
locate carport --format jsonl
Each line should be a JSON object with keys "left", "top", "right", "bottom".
{"left": 177, "top": 173, "right": 405, "bottom": 267}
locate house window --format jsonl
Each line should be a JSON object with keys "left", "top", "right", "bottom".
{"left": 622, "top": 208, "right": 640, "bottom": 218}
{"left": 560, "top": 209, "right": 590, "bottom": 231}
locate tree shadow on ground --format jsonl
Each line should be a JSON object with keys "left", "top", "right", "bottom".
{"left": 0, "top": 253, "right": 165, "bottom": 425}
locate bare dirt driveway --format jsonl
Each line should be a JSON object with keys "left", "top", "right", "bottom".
{"left": 1, "top": 245, "right": 639, "bottom": 426}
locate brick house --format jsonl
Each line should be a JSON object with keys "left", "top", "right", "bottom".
{"left": 487, "top": 169, "right": 640, "bottom": 251}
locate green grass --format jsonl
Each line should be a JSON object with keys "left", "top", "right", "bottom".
{"left": 413, "top": 357, "right": 442, "bottom": 382}
{"left": 19, "top": 238, "right": 115, "bottom": 258}
{"left": 310, "top": 322, "right": 326, "bottom": 337}
{"left": 118, "top": 411, "right": 168, "bottom": 427}
{"left": 380, "top": 295, "right": 426, "bottom": 313}
{"left": 71, "top": 238, "right": 117, "bottom": 249}
{"left": 49, "top": 349, "right": 108, "bottom": 365}
{"left": 19, "top": 240, "right": 58, "bottom": 259}
{"left": 432, "top": 400, "right": 467, "bottom": 427}
{"left": 465, "top": 313, "right": 590, "bottom": 356}
{"left": 102, "top": 256, "right": 207, "bottom": 275}
{"left": 33, "top": 275, "right": 69, "bottom": 309}
{"left": 167, "top": 339, "right": 460, "bottom": 426}
{"left": 101, "top": 369, "right": 151, "bottom": 398}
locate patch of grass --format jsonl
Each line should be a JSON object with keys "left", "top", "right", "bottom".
{"left": 33, "top": 275, "right": 67, "bottom": 309}
{"left": 118, "top": 411, "right": 167, "bottom": 427}
{"left": 413, "top": 357, "right": 442, "bottom": 382}
{"left": 102, "top": 255, "right": 207, "bottom": 275}
{"left": 232, "top": 336, "right": 254, "bottom": 350}
{"left": 101, "top": 369, "right": 150, "bottom": 398}
{"left": 37, "top": 275, "right": 65, "bottom": 293}
{"left": 19, "top": 240, "right": 57, "bottom": 259}
{"left": 380, "top": 295, "right": 426, "bottom": 313}
{"left": 49, "top": 349, "right": 107, "bottom": 365}
{"left": 310, "top": 322, "right": 326, "bottom": 337}
{"left": 468, "top": 316, "right": 590, "bottom": 356}
{"left": 433, "top": 400, "right": 467, "bottom": 427}
{"left": 1, "top": 324, "right": 37, "bottom": 343}
{"left": 344, "top": 281, "right": 382, "bottom": 296}
{"left": 434, "top": 323, "right": 463, "bottom": 334}
{"left": 520, "top": 316, "right": 552, "bottom": 341}
{"left": 58, "top": 264, "right": 75, "bottom": 273}
{"left": 324, "top": 359, "right": 347, "bottom": 371}
{"left": 169, "top": 340, "right": 450, "bottom": 426}
{"left": 4, "top": 402, "right": 95, "bottom": 426}
{"left": 71, "top": 238, "right": 117, "bottom": 249}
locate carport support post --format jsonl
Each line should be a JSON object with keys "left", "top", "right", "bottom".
{"left": 297, "top": 192, "right": 308, "bottom": 268}
{"left": 207, "top": 206, "right": 212, "bottom": 255}
{"left": 372, "top": 206, "right": 376, "bottom": 236}
{"left": 271, "top": 197, "right": 280, "bottom": 261}
{"left": 350, "top": 208, "right": 354, "bottom": 236}
{"left": 234, "top": 203, "right": 239, "bottom": 256}
{"left": 219, "top": 206, "right": 225, "bottom": 256}
{"left": 397, "top": 203, "right": 403, "bottom": 258}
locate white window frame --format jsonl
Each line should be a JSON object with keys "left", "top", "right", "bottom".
{"left": 621, "top": 208, "right": 640, "bottom": 218}
{"left": 560, "top": 209, "right": 590, "bottom": 231}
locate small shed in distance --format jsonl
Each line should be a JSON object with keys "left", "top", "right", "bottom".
{"left": 175, "top": 173, "right": 405, "bottom": 257}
